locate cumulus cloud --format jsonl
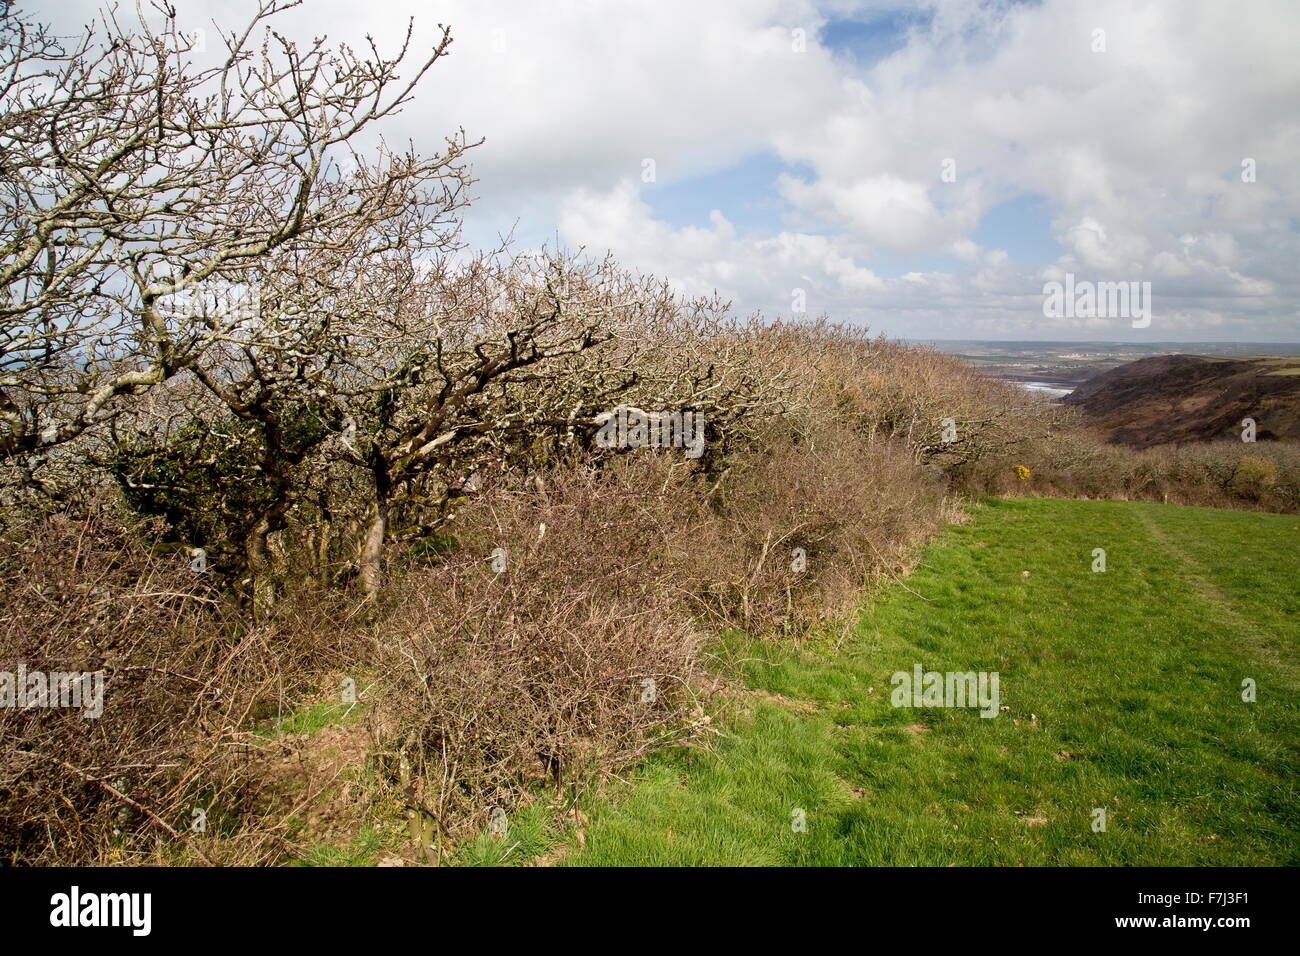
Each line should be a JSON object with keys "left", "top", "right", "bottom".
{"left": 556, "top": 180, "right": 884, "bottom": 302}
{"left": 30, "top": 0, "right": 1300, "bottom": 339}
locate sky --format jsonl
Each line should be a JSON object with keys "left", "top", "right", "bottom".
{"left": 29, "top": 0, "right": 1300, "bottom": 342}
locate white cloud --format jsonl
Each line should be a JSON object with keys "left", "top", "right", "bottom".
{"left": 556, "top": 180, "right": 884, "bottom": 302}
{"left": 28, "top": 0, "right": 1300, "bottom": 339}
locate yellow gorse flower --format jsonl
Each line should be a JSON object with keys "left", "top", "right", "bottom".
{"left": 1014, "top": 464, "right": 1031, "bottom": 481}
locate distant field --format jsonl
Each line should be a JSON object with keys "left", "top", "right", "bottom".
{"left": 926, "top": 341, "right": 1300, "bottom": 391}
{"left": 1186, "top": 354, "right": 1300, "bottom": 366}
{"left": 502, "top": 499, "right": 1299, "bottom": 867}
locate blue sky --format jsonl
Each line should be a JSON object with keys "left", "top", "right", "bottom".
{"left": 820, "top": 7, "right": 934, "bottom": 63}
{"left": 641, "top": 152, "right": 803, "bottom": 237}
{"left": 627, "top": 6, "right": 1076, "bottom": 289}
{"left": 34, "top": 0, "right": 1300, "bottom": 342}
{"left": 973, "top": 194, "right": 1065, "bottom": 266}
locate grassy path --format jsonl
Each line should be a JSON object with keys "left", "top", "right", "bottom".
{"left": 544, "top": 498, "right": 1300, "bottom": 866}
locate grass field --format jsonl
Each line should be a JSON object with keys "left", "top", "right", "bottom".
{"left": 516, "top": 498, "right": 1299, "bottom": 866}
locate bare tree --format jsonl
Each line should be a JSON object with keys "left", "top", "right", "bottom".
{"left": 199, "top": 237, "right": 798, "bottom": 598}
{"left": 0, "top": 0, "right": 475, "bottom": 475}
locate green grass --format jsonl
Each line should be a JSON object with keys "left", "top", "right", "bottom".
{"left": 293, "top": 825, "right": 394, "bottom": 867}
{"left": 546, "top": 498, "right": 1300, "bottom": 866}
{"left": 257, "top": 697, "right": 363, "bottom": 738}
{"left": 455, "top": 802, "right": 561, "bottom": 866}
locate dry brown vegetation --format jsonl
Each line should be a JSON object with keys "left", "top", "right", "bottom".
{"left": 2, "top": 2, "right": 1292, "bottom": 867}
{"left": 955, "top": 419, "right": 1300, "bottom": 514}
{"left": 0, "top": 312, "right": 1027, "bottom": 864}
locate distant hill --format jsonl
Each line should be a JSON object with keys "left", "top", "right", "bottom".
{"left": 1062, "top": 354, "right": 1300, "bottom": 447}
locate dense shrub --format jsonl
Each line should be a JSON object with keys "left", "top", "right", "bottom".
{"left": 8, "top": 300, "right": 1295, "bottom": 866}
{"left": 363, "top": 411, "right": 950, "bottom": 850}
{"left": 367, "top": 458, "right": 706, "bottom": 853}
{"left": 956, "top": 426, "right": 1300, "bottom": 514}
{"left": 0, "top": 505, "right": 268, "bottom": 864}
{"left": 0, "top": 500, "right": 383, "bottom": 865}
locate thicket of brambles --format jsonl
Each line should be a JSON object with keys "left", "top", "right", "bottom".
{"left": 2, "top": 4, "right": 1295, "bottom": 864}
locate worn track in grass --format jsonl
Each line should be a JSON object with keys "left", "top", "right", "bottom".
{"left": 547, "top": 498, "right": 1300, "bottom": 866}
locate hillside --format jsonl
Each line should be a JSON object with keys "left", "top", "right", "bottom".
{"left": 1063, "top": 354, "right": 1300, "bottom": 448}
{"left": 507, "top": 499, "right": 1300, "bottom": 867}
